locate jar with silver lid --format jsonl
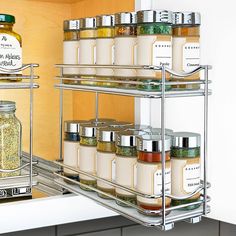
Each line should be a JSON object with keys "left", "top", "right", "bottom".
{"left": 136, "top": 135, "right": 171, "bottom": 215}
{"left": 171, "top": 132, "right": 201, "bottom": 210}
{"left": 0, "top": 101, "right": 22, "bottom": 178}
{"left": 172, "top": 12, "right": 201, "bottom": 90}
{"left": 136, "top": 10, "right": 173, "bottom": 91}
{"left": 79, "top": 123, "right": 107, "bottom": 190}
{"left": 114, "top": 12, "right": 137, "bottom": 88}
{"left": 96, "top": 127, "right": 124, "bottom": 198}
{"left": 63, "top": 19, "right": 80, "bottom": 80}
{"left": 115, "top": 130, "right": 146, "bottom": 206}
{"left": 96, "top": 14, "right": 115, "bottom": 87}
{"left": 79, "top": 17, "right": 96, "bottom": 83}
{"left": 63, "top": 120, "right": 89, "bottom": 180}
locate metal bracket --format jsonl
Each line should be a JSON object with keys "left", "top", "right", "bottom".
{"left": 185, "top": 216, "right": 202, "bottom": 224}
{"left": 158, "top": 223, "right": 175, "bottom": 231}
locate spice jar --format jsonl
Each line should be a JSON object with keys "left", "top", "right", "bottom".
{"left": 97, "top": 127, "right": 123, "bottom": 198}
{"left": 96, "top": 14, "right": 115, "bottom": 87}
{"left": 172, "top": 12, "right": 201, "bottom": 90}
{"left": 0, "top": 14, "right": 22, "bottom": 81}
{"left": 63, "top": 120, "right": 89, "bottom": 180}
{"left": 136, "top": 135, "right": 171, "bottom": 215}
{"left": 79, "top": 17, "right": 96, "bottom": 84}
{"left": 171, "top": 132, "right": 201, "bottom": 210}
{"left": 79, "top": 123, "right": 107, "bottom": 190}
{"left": 0, "top": 101, "right": 22, "bottom": 178}
{"left": 115, "top": 130, "right": 146, "bottom": 206}
{"left": 114, "top": 12, "right": 137, "bottom": 89}
{"left": 136, "top": 10, "right": 172, "bottom": 91}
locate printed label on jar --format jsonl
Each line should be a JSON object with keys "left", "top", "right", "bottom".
{"left": 152, "top": 41, "right": 172, "bottom": 68}
{"left": 183, "top": 163, "right": 200, "bottom": 192}
{"left": 112, "top": 159, "right": 116, "bottom": 181}
{"left": 183, "top": 42, "right": 200, "bottom": 72}
{"left": 0, "top": 34, "right": 22, "bottom": 72}
{"left": 69, "top": 20, "right": 80, "bottom": 30}
{"left": 153, "top": 168, "right": 171, "bottom": 195}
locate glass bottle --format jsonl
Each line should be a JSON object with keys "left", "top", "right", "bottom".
{"left": 114, "top": 12, "right": 137, "bottom": 89}
{"left": 172, "top": 12, "right": 201, "bottom": 90}
{"left": 96, "top": 14, "right": 115, "bottom": 87}
{"left": 136, "top": 10, "right": 172, "bottom": 91}
{"left": 0, "top": 101, "right": 22, "bottom": 178}
{"left": 0, "top": 14, "right": 22, "bottom": 81}
{"left": 136, "top": 135, "right": 171, "bottom": 216}
{"left": 171, "top": 132, "right": 201, "bottom": 210}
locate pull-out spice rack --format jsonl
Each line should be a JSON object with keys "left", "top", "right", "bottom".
{"left": 54, "top": 64, "right": 211, "bottom": 231}
{"left": 0, "top": 64, "right": 39, "bottom": 200}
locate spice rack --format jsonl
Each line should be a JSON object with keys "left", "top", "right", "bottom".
{"left": 54, "top": 64, "right": 211, "bottom": 231}
{"left": 0, "top": 64, "right": 39, "bottom": 200}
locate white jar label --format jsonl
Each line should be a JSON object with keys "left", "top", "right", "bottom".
{"left": 112, "top": 44, "right": 115, "bottom": 65}
{"left": 0, "top": 34, "right": 22, "bottom": 72}
{"left": 93, "top": 45, "right": 96, "bottom": 64}
{"left": 154, "top": 168, "right": 171, "bottom": 195}
{"left": 152, "top": 41, "right": 172, "bottom": 68}
{"left": 133, "top": 163, "right": 137, "bottom": 188}
{"left": 69, "top": 20, "right": 79, "bottom": 30}
{"left": 112, "top": 158, "right": 116, "bottom": 181}
{"left": 183, "top": 42, "right": 200, "bottom": 72}
{"left": 183, "top": 163, "right": 200, "bottom": 192}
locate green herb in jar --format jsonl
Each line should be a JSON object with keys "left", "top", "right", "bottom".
{"left": 97, "top": 141, "right": 116, "bottom": 153}
{"left": 137, "top": 78, "right": 172, "bottom": 91}
{"left": 137, "top": 23, "right": 172, "bottom": 35}
{"left": 80, "top": 136, "right": 97, "bottom": 146}
{"left": 116, "top": 146, "right": 137, "bottom": 157}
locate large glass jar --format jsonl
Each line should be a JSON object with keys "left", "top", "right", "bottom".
{"left": 96, "top": 127, "right": 124, "bottom": 198}
{"left": 0, "top": 101, "right": 22, "bottom": 178}
{"left": 114, "top": 12, "right": 137, "bottom": 89}
{"left": 171, "top": 132, "right": 201, "bottom": 210}
{"left": 172, "top": 12, "right": 201, "bottom": 90}
{"left": 136, "top": 10, "right": 172, "bottom": 91}
{"left": 79, "top": 123, "right": 107, "bottom": 191}
{"left": 136, "top": 135, "right": 171, "bottom": 216}
{"left": 79, "top": 17, "right": 96, "bottom": 85}
{"left": 63, "top": 19, "right": 80, "bottom": 82}
{"left": 96, "top": 14, "right": 115, "bottom": 87}
{"left": 0, "top": 14, "right": 22, "bottom": 81}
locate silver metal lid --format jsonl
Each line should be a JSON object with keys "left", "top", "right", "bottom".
{"left": 80, "top": 17, "right": 96, "bottom": 29}
{"left": 148, "top": 128, "right": 174, "bottom": 136}
{"left": 137, "top": 135, "right": 171, "bottom": 152}
{"left": 64, "top": 19, "right": 80, "bottom": 31}
{"left": 109, "top": 121, "right": 133, "bottom": 128}
{"left": 172, "top": 132, "right": 201, "bottom": 148}
{"left": 115, "top": 12, "right": 137, "bottom": 25}
{"left": 89, "top": 118, "right": 116, "bottom": 123}
{"left": 173, "top": 12, "right": 201, "bottom": 26}
{"left": 96, "top": 14, "right": 114, "bottom": 27}
{"left": 80, "top": 123, "right": 107, "bottom": 138}
{"left": 0, "top": 101, "right": 16, "bottom": 112}
{"left": 64, "top": 120, "right": 90, "bottom": 133}
{"left": 137, "top": 10, "right": 173, "bottom": 24}
{"left": 97, "top": 127, "right": 124, "bottom": 142}
{"left": 127, "top": 124, "right": 151, "bottom": 131}
{"left": 116, "top": 130, "right": 147, "bottom": 147}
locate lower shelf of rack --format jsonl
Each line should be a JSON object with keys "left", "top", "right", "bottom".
{"left": 54, "top": 176, "right": 210, "bottom": 231}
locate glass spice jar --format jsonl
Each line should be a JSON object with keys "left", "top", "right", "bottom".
{"left": 0, "top": 101, "right": 22, "bottom": 178}
{"left": 172, "top": 12, "right": 201, "bottom": 90}
{"left": 136, "top": 135, "right": 171, "bottom": 216}
{"left": 79, "top": 17, "right": 97, "bottom": 85}
{"left": 79, "top": 123, "right": 107, "bottom": 191}
{"left": 0, "top": 14, "right": 22, "bottom": 82}
{"left": 114, "top": 12, "right": 137, "bottom": 89}
{"left": 136, "top": 10, "right": 173, "bottom": 91}
{"left": 96, "top": 127, "right": 124, "bottom": 198}
{"left": 63, "top": 20, "right": 80, "bottom": 82}
{"left": 171, "top": 132, "right": 201, "bottom": 210}
{"left": 96, "top": 14, "right": 116, "bottom": 87}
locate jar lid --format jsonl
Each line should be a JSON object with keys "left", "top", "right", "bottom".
{"left": 116, "top": 130, "right": 147, "bottom": 147}
{"left": 173, "top": 12, "right": 201, "bottom": 26}
{"left": 0, "top": 101, "right": 16, "bottom": 112}
{"left": 148, "top": 128, "right": 174, "bottom": 136}
{"left": 137, "top": 10, "right": 173, "bottom": 24}
{"left": 89, "top": 118, "right": 116, "bottom": 123}
{"left": 97, "top": 127, "right": 124, "bottom": 142}
{"left": 115, "top": 12, "right": 137, "bottom": 25}
{"left": 0, "top": 14, "right": 15, "bottom": 24}
{"left": 64, "top": 19, "right": 80, "bottom": 31}
{"left": 96, "top": 14, "right": 114, "bottom": 27}
{"left": 137, "top": 134, "right": 171, "bottom": 152}
{"left": 127, "top": 124, "right": 151, "bottom": 131}
{"left": 172, "top": 132, "right": 201, "bottom": 148}
{"left": 109, "top": 121, "right": 133, "bottom": 128}
{"left": 80, "top": 123, "right": 107, "bottom": 138}
{"left": 64, "top": 120, "right": 90, "bottom": 133}
{"left": 80, "top": 17, "right": 96, "bottom": 29}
